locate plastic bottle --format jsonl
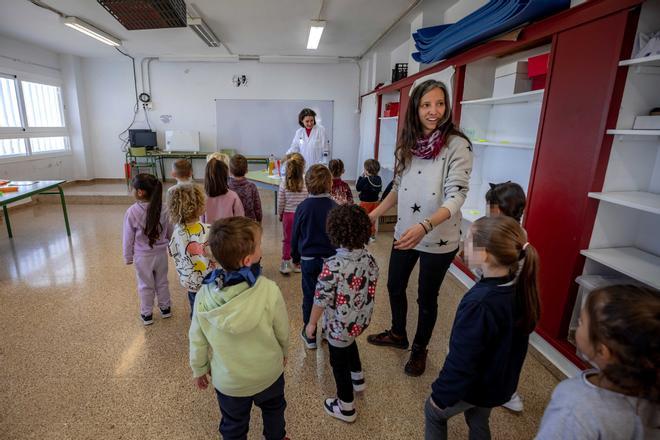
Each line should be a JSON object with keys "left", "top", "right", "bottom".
{"left": 268, "top": 153, "right": 275, "bottom": 175}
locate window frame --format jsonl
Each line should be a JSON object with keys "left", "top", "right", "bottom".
{"left": 0, "top": 71, "right": 70, "bottom": 163}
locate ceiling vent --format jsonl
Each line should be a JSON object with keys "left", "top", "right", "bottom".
{"left": 97, "top": 0, "right": 187, "bottom": 30}
{"left": 186, "top": 4, "right": 221, "bottom": 48}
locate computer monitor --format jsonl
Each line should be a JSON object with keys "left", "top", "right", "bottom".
{"left": 129, "top": 129, "right": 157, "bottom": 150}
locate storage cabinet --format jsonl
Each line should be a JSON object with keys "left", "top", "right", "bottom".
{"left": 370, "top": 0, "right": 650, "bottom": 369}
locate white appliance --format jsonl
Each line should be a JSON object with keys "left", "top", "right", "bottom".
{"left": 165, "top": 130, "right": 200, "bottom": 152}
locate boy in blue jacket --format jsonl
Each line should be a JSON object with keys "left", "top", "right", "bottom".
{"left": 291, "top": 164, "right": 337, "bottom": 349}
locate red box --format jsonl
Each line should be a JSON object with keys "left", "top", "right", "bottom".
{"left": 384, "top": 102, "right": 400, "bottom": 117}
{"left": 528, "top": 53, "right": 549, "bottom": 91}
{"left": 528, "top": 53, "right": 549, "bottom": 77}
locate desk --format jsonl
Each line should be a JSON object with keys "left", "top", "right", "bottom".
{"left": 245, "top": 170, "right": 281, "bottom": 214}
{"left": 137, "top": 151, "right": 269, "bottom": 182}
{"left": 1, "top": 180, "right": 70, "bottom": 238}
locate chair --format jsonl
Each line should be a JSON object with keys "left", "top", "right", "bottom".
{"left": 126, "top": 147, "right": 159, "bottom": 185}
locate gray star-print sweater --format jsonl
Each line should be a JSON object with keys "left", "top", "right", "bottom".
{"left": 393, "top": 135, "right": 473, "bottom": 254}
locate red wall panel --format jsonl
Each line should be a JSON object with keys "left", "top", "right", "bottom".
{"left": 525, "top": 10, "right": 637, "bottom": 339}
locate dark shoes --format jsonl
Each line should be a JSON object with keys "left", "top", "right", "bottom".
{"left": 404, "top": 344, "right": 428, "bottom": 377}
{"left": 366, "top": 329, "right": 409, "bottom": 349}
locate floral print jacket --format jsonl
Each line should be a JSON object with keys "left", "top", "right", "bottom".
{"left": 314, "top": 248, "right": 378, "bottom": 347}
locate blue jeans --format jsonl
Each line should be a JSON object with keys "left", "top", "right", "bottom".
{"left": 424, "top": 397, "right": 492, "bottom": 440}
{"left": 215, "top": 374, "right": 286, "bottom": 440}
{"left": 300, "top": 257, "right": 324, "bottom": 325}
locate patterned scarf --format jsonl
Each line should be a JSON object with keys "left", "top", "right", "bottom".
{"left": 412, "top": 129, "right": 445, "bottom": 160}
{"left": 202, "top": 262, "right": 261, "bottom": 289}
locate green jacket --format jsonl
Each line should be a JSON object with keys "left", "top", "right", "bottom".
{"left": 189, "top": 276, "right": 289, "bottom": 397}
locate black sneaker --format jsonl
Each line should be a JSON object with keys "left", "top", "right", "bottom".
{"left": 324, "top": 398, "right": 356, "bottom": 423}
{"left": 160, "top": 307, "right": 172, "bottom": 318}
{"left": 404, "top": 344, "right": 428, "bottom": 377}
{"left": 301, "top": 328, "right": 317, "bottom": 349}
{"left": 140, "top": 314, "right": 154, "bottom": 326}
{"left": 366, "top": 329, "right": 409, "bottom": 349}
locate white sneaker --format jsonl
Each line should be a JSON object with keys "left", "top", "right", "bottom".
{"left": 324, "top": 398, "right": 356, "bottom": 423}
{"left": 279, "top": 260, "right": 292, "bottom": 274}
{"left": 351, "top": 371, "right": 366, "bottom": 392}
{"left": 502, "top": 392, "right": 524, "bottom": 412}
{"left": 368, "top": 236, "right": 376, "bottom": 244}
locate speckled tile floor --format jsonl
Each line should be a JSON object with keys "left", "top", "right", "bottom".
{"left": 0, "top": 186, "right": 558, "bottom": 439}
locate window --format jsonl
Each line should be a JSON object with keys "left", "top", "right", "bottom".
{"left": 0, "top": 73, "right": 69, "bottom": 159}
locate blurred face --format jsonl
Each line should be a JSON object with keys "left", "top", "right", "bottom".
{"left": 302, "top": 116, "right": 315, "bottom": 129}
{"left": 487, "top": 204, "right": 502, "bottom": 217}
{"left": 418, "top": 87, "right": 446, "bottom": 136}
{"left": 575, "top": 307, "right": 593, "bottom": 361}
{"left": 464, "top": 228, "right": 487, "bottom": 271}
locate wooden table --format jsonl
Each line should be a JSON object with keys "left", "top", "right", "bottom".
{"left": 245, "top": 170, "right": 281, "bottom": 214}
{"left": 145, "top": 151, "right": 269, "bottom": 182}
{"left": 0, "top": 180, "right": 70, "bottom": 238}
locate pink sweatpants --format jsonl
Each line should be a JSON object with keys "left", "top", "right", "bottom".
{"left": 134, "top": 252, "right": 171, "bottom": 316}
{"left": 282, "top": 212, "right": 295, "bottom": 261}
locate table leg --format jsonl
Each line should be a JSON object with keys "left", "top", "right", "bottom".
{"left": 3, "top": 204, "right": 12, "bottom": 238}
{"left": 159, "top": 156, "right": 166, "bottom": 182}
{"left": 273, "top": 190, "right": 278, "bottom": 214}
{"left": 58, "top": 186, "right": 71, "bottom": 236}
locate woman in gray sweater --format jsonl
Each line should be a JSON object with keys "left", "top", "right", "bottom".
{"left": 366, "top": 79, "right": 473, "bottom": 376}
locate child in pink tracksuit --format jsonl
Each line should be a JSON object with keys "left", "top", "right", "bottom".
{"left": 123, "top": 173, "right": 174, "bottom": 325}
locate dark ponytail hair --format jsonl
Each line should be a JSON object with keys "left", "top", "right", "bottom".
{"left": 471, "top": 216, "right": 540, "bottom": 333}
{"left": 131, "top": 173, "right": 163, "bottom": 248}
{"left": 394, "top": 79, "right": 471, "bottom": 177}
{"left": 486, "top": 181, "right": 526, "bottom": 223}
{"left": 585, "top": 285, "right": 660, "bottom": 402}
{"left": 205, "top": 158, "right": 229, "bottom": 197}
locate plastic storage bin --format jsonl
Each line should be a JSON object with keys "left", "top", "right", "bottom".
{"left": 568, "top": 275, "right": 635, "bottom": 345}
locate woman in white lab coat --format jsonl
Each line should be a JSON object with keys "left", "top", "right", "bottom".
{"left": 287, "top": 108, "right": 328, "bottom": 168}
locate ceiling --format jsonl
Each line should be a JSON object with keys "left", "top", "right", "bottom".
{"left": 0, "top": 0, "right": 422, "bottom": 59}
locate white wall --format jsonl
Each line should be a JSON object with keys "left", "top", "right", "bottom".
{"left": 83, "top": 59, "right": 362, "bottom": 179}
{"left": 0, "top": 35, "right": 90, "bottom": 181}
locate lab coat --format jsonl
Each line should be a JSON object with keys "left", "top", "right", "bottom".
{"left": 287, "top": 125, "right": 327, "bottom": 168}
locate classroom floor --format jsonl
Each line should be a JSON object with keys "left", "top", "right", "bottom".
{"left": 0, "top": 185, "right": 559, "bottom": 439}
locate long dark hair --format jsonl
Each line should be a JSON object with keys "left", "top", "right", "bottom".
{"left": 131, "top": 173, "right": 163, "bottom": 248}
{"left": 486, "top": 181, "right": 527, "bottom": 223}
{"left": 471, "top": 216, "right": 541, "bottom": 333}
{"left": 205, "top": 158, "right": 229, "bottom": 197}
{"left": 394, "top": 79, "right": 471, "bottom": 177}
{"left": 298, "top": 108, "right": 316, "bottom": 127}
{"left": 585, "top": 285, "right": 660, "bottom": 402}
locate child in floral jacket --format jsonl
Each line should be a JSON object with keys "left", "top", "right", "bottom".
{"left": 306, "top": 204, "right": 378, "bottom": 423}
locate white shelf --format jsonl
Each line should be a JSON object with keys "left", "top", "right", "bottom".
{"left": 588, "top": 191, "right": 660, "bottom": 215}
{"left": 461, "top": 89, "right": 544, "bottom": 106}
{"left": 470, "top": 139, "right": 535, "bottom": 150}
{"left": 619, "top": 54, "right": 660, "bottom": 67}
{"left": 461, "top": 208, "right": 483, "bottom": 223}
{"left": 606, "top": 129, "right": 660, "bottom": 136}
{"left": 379, "top": 116, "right": 399, "bottom": 120}
{"left": 581, "top": 247, "right": 660, "bottom": 289}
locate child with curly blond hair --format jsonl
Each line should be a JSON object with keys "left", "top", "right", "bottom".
{"left": 167, "top": 183, "right": 215, "bottom": 316}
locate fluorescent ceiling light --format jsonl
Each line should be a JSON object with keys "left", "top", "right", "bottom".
{"left": 158, "top": 55, "right": 239, "bottom": 63}
{"left": 259, "top": 55, "right": 338, "bottom": 64}
{"left": 62, "top": 16, "right": 121, "bottom": 47}
{"left": 307, "top": 20, "right": 326, "bottom": 50}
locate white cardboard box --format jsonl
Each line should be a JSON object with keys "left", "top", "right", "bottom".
{"left": 633, "top": 115, "right": 660, "bottom": 130}
{"left": 493, "top": 61, "right": 531, "bottom": 97}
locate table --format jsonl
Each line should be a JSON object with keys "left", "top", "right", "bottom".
{"left": 245, "top": 170, "right": 281, "bottom": 214}
{"left": 130, "top": 150, "right": 269, "bottom": 182}
{"left": 0, "top": 180, "right": 70, "bottom": 238}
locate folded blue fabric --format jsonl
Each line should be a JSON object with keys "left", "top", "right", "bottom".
{"left": 412, "top": 0, "right": 570, "bottom": 64}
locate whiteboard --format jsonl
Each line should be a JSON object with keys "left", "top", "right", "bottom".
{"left": 216, "top": 99, "right": 333, "bottom": 157}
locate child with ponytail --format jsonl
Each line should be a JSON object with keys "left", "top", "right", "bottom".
{"left": 425, "top": 216, "right": 540, "bottom": 440}
{"left": 123, "top": 173, "right": 174, "bottom": 325}
{"left": 277, "top": 152, "right": 308, "bottom": 274}
{"left": 536, "top": 285, "right": 659, "bottom": 439}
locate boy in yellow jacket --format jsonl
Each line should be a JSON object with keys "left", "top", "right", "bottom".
{"left": 189, "top": 217, "right": 290, "bottom": 440}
